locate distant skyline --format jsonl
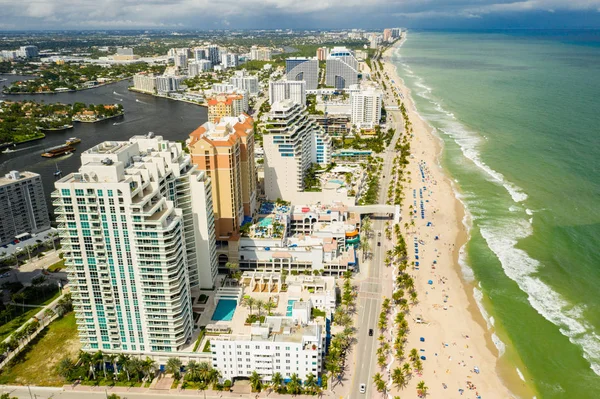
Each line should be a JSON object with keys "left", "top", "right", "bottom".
{"left": 1, "top": 0, "right": 600, "bottom": 30}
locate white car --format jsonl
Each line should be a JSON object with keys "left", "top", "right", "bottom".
{"left": 359, "top": 383, "right": 366, "bottom": 394}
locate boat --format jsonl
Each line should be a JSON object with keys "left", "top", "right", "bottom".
{"left": 1, "top": 148, "right": 15, "bottom": 154}
{"left": 66, "top": 137, "right": 81, "bottom": 145}
{"left": 53, "top": 163, "right": 62, "bottom": 177}
{"left": 41, "top": 144, "right": 76, "bottom": 158}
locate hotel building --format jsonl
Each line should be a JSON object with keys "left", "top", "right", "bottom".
{"left": 263, "top": 100, "right": 332, "bottom": 201}
{"left": 325, "top": 47, "right": 359, "bottom": 89}
{"left": 285, "top": 58, "right": 318, "bottom": 90}
{"left": 230, "top": 70, "right": 259, "bottom": 95}
{"left": 54, "top": 135, "right": 218, "bottom": 355}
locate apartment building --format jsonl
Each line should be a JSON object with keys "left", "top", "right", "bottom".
{"left": 250, "top": 46, "right": 272, "bottom": 61}
{"left": 156, "top": 76, "right": 184, "bottom": 93}
{"left": 316, "top": 47, "right": 329, "bottom": 61}
{"left": 211, "top": 314, "right": 325, "bottom": 381}
{"left": 383, "top": 28, "right": 392, "bottom": 42}
{"left": 285, "top": 58, "right": 318, "bottom": 90}
{"left": 268, "top": 80, "right": 306, "bottom": 106}
{"left": 263, "top": 100, "right": 332, "bottom": 201}
{"left": 206, "top": 94, "right": 247, "bottom": 124}
{"left": 0, "top": 171, "right": 50, "bottom": 246}
{"left": 230, "top": 70, "right": 259, "bottom": 95}
{"left": 132, "top": 73, "right": 157, "bottom": 93}
{"left": 188, "top": 115, "right": 257, "bottom": 240}
{"left": 221, "top": 53, "right": 239, "bottom": 69}
{"left": 326, "top": 47, "right": 359, "bottom": 89}
{"left": 208, "top": 45, "right": 220, "bottom": 66}
{"left": 54, "top": 135, "right": 218, "bottom": 355}
{"left": 351, "top": 88, "right": 383, "bottom": 129}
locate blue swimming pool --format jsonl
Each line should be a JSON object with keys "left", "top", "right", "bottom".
{"left": 211, "top": 299, "right": 237, "bottom": 321}
{"left": 286, "top": 299, "right": 296, "bottom": 317}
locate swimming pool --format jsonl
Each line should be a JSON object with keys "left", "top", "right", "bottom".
{"left": 211, "top": 299, "right": 237, "bottom": 321}
{"left": 286, "top": 299, "right": 296, "bottom": 317}
{"left": 329, "top": 179, "right": 344, "bottom": 185}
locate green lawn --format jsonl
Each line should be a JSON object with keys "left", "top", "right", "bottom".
{"left": 0, "top": 312, "right": 80, "bottom": 386}
{"left": 0, "top": 306, "right": 42, "bottom": 342}
{"left": 47, "top": 259, "right": 66, "bottom": 272}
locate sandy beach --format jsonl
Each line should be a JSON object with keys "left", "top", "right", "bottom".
{"left": 377, "top": 37, "right": 534, "bottom": 399}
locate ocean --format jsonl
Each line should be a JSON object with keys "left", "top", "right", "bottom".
{"left": 393, "top": 30, "right": 600, "bottom": 398}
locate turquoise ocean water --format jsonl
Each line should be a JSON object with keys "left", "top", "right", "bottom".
{"left": 393, "top": 30, "right": 600, "bottom": 398}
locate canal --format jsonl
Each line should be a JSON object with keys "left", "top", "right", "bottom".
{"left": 0, "top": 76, "right": 208, "bottom": 215}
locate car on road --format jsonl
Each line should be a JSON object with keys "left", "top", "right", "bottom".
{"left": 359, "top": 383, "right": 366, "bottom": 393}
{"left": 377, "top": 242, "right": 381, "bottom": 247}
{"left": 369, "top": 328, "right": 373, "bottom": 336}
{"left": 0, "top": 272, "right": 11, "bottom": 278}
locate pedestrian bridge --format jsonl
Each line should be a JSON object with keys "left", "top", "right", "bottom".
{"left": 348, "top": 204, "right": 401, "bottom": 223}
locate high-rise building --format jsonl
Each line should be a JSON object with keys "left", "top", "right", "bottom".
{"left": 18, "top": 45, "right": 39, "bottom": 58}
{"left": 188, "top": 115, "right": 257, "bottom": 240}
{"left": 391, "top": 28, "right": 401, "bottom": 38}
{"left": 316, "top": 47, "right": 329, "bottom": 61}
{"left": 193, "top": 47, "right": 207, "bottom": 61}
{"left": 54, "top": 135, "right": 218, "bottom": 355}
{"left": 285, "top": 58, "right": 318, "bottom": 90}
{"left": 230, "top": 70, "right": 259, "bottom": 95}
{"left": 263, "top": 100, "right": 332, "bottom": 200}
{"left": 369, "top": 35, "right": 382, "bottom": 49}
{"left": 156, "top": 76, "right": 184, "bottom": 93}
{"left": 351, "top": 88, "right": 383, "bottom": 129}
{"left": 249, "top": 46, "right": 271, "bottom": 61}
{"left": 133, "top": 73, "right": 157, "bottom": 93}
{"left": 175, "top": 53, "right": 188, "bottom": 69}
{"left": 268, "top": 80, "right": 306, "bottom": 106}
{"left": 208, "top": 45, "right": 220, "bottom": 66}
{"left": 383, "top": 28, "right": 392, "bottom": 42}
{"left": 0, "top": 171, "right": 50, "bottom": 246}
{"left": 220, "top": 53, "right": 239, "bottom": 69}
{"left": 325, "top": 47, "right": 359, "bottom": 89}
{"left": 206, "top": 94, "right": 248, "bottom": 124}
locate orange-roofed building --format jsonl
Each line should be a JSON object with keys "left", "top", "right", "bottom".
{"left": 188, "top": 114, "right": 257, "bottom": 243}
{"left": 206, "top": 93, "right": 247, "bottom": 124}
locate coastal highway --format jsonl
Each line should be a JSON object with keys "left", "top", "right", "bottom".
{"left": 349, "top": 109, "right": 403, "bottom": 399}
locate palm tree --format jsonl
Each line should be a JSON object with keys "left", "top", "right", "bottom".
{"left": 23, "top": 244, "right": 35, "bottom": 262}
{"left": 43, "top": 308, "right": 55, "bottom": 326}
{"left": 91, "top": 351, "right": 105, "bottom": 379}
{"left": 142, "top": 357, "right": 157, "bottom": 382}
{"left": 391, "top": 367, "right": 405, "bottom": 390}
{"left": 272, "top": 372, "right": 284, "bottom": 394}
{"left": 46, "top": 231, "right": 59, "bottom": 252}
{"left": 250, "top": 370, "right": 262, "bottom": 392}
{"left": 79, "top": 351, "right": 95, "bottom": 380}
{"left": 373, "top": 372, "right": 387, "bottom": 395}
{"left": 287, "top": 373, "right": 303, "bottom": 395}
{"left": 186, "top": 360, "right": 201, "bottom": 382}
{"left": 243, "top": 297, "right": 256, "bottom": 315}
{"left": 57, "top": 356, "right": 76, "bottom": 380}
{"left": 255, "top": 299, "right": 265, "bottom": 317}
{"left": 304, "top": 372, "right": 319, "bottom": 394}
{"left": 264, "top": 299, "right": 276, "bottom": 316}
{"left": 416, "top": 380, "right": 428, "bottom": 397}
{"left": 198, "top": 361, "right": 211, "bottom": 381}
{"left": 402, "top": 362, "right": 411, "bottom": 376}
{"left": 166, "top": 357, "right": 182, "bottom": 379}
{"left": 409, "top": 348, "right": 418, "bottom": 362}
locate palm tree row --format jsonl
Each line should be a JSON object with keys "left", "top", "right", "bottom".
{"left": 249, "top": 371, "right": 321, "bottom": 395}
{"left": 242, "top": 297, "right": 277, "bottom": 318}
{"left": 57, "top": 350, "right": 157, "bottom": 384}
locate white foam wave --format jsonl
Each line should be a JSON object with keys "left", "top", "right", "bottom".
{"left": 492, "top": 333, "right": 506, "bottom": 356}
{"left": 406, "top": 71, "right": 528, "bottom": 203}
{"left": 509, "top": 205, "right": 519, "bottom": 212}
{"left": 489, "top": 316, "right": 495, "bottom": 327}
{"left": 516, "top": 367, "right": 526, "bottom": 382}
{"left": 473, "top": 287, "right": 493, "bottom": 329}
{"left": 480, "top": 218, "right": 600, "bottom": 376}
{"left": 525, "top": 208, "right": 533, "bottom": 215}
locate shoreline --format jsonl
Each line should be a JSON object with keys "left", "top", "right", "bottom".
{"left": 381, "top": 36, "right": 537, "bottom": 398}
{"left": 128, "top": 87, "right": 207, "bottom": 108}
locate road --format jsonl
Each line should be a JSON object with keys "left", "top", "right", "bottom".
{"left": 349, "top": 106, "right": 403, "bottom": 399}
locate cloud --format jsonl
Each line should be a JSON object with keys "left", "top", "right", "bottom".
{"left": 0, "top": 0, "right": 600, "bottom": 29}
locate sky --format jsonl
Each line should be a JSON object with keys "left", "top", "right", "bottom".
{"left": 1, "top": 0, "right": 600, "bottom": 30}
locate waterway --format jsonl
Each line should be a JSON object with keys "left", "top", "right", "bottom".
{"left": 0, "top": 76, "right": 207, "bottom": 214}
